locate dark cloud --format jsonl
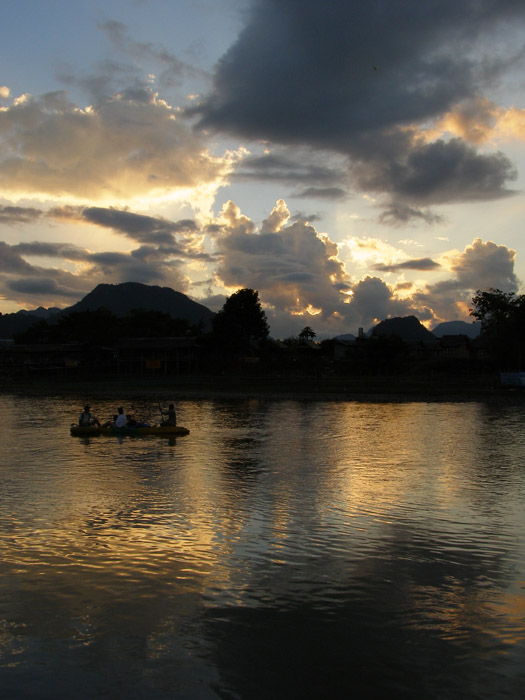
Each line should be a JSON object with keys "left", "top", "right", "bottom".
{"left": 88, "top": 244, "right": 189, "bottom": 289}
{"left": 15, "top": 241, "right": 89, "bottom": 260}
{"left": 192, "top": 0, "right": 524, "bottom": 206}
{"left": 82, "top": 207, "right": 196, "bottom": 245}
{"left": 353, "top": 138, "right": 517, "bottom": 204}
{"left": 294, "top": 187, "right": 348, "bottom": 200}
{"left": 350, "top": 276, "right": 416, "bottom": 326}
{"left": 235, "top": 152, "right": 347, "bottom": 185}
{"left": 379, "top": 203, "right": 445, "bottom": 226}
{"left": 7, "top": 278, "right": 80, "bottom": 297}
{"left": 374, "top": 258, "right": 441, "bottom": 273}
{"left": 0, "top": 242, "right": 35, "bottom": 274}
{"left": 48, "top": 205, "right": 212, "bottom": 261}
{"left": 0, "top": 206, "right": 43, "bottom": 224}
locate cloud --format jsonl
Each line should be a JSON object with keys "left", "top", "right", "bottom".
{"left": 235, "top": 151, "right": 347, "bottom": 184}
{"left": 6, "top": 277, "right": 81, "bottom": 297}
{"left": 210, "top": 199, "right": 427, "bottom": 335}
{"left": 413, "top": 238, "right": 519, "bottom": 321}
{"left": 215, "top": 200, "right": 351, "bottom": 322}
{"left": 98, "top": 20, "right": 207, "bottom": 91}
{"left": 0, "top": 205, "right": 43, "bottom": 224}
{"left": 192, "top": 0, "right": 525, "bottom": 208}
{"left": 0, "top": 88, "right": 235, "bottom": 202}
{"left": 14, "top": 241, "right": 89, "bottom": 261}
{"left": 88, "top": 245, "right": 190, "bottom": 288}
{"left": 0, "top": 242, "right": 95, "bottom": 307}
{"left": 0, "top": 242, "right": 35, "bottom": 274}
{"left": 379, "top": 203, "right": 444, "bottom": 226}
{"left": 294, "top": 187, "right": 348, "bottom": 200}
{"left": 47, "top": 204, "right": 213, "bottom": 264}
{"left": 352, "top": 137, "right": 517, "bottom": 204}
{"left": 81, "top": 207, "right": 198, "bottom": 247}
{"left": 374, "top": 258, "right": 441, "bottom": 273}
{"left": 349, "top": 276, "right": 417, "bottom": 327}
{"left": 451, "top": 238, "right": 519, "bottom": 291}
{"left": 0, "top": 195, "right": 520, "bottom": 335}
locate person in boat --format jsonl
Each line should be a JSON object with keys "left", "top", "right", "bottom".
{"left": 161, "top": 403, "right": 177, "bottom": 427}
{"left": 101, "top": 414, "right": 118, "bottom": 428}
{"left": 114, "top": 406, "right": 128, "bottom": 428}
{"left": 79, "top": 405, "right": 100, "bottom": 427}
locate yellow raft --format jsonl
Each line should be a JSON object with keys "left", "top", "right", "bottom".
{"left": 70, "top": 424, "right": 189, "bottom": 437}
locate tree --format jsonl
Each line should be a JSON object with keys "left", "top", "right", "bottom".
{"left": 470, "top": 289, "right": 521, "bottom": 334}
{"left": 118, "top": 308, "right": 197, "bottom": 338}
{"left": 299, "top": 326, "right": 316, "bottom": 341}
{"left": 212, "top": 288, "right": 269, "bottom": 353}
{"left": 470, "top": 288, "right": 525, "bottom": 369}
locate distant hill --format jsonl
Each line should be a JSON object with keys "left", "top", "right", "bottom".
{"left": 63, "top": 282, "right": 215, "bottom": 328}
{"left": 334, "top": 333, "right": 356, "bottom": 342}
{"left": 371, "top": 316, "right": 436, "bottom": 342}
{"left": 432, "top": 320, "right": 481, "bottom": 338}
{"left": 0, "top": 283, "right": 215, "bottom": 339}
{"left": 0, "top": 307, "right": 61, "bottom": 339}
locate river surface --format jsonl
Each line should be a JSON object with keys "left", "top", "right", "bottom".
{"left": 0, "top": 392, "right": 524, "bottom": 699}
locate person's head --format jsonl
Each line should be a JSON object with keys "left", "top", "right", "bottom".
{"left": 84, "top": 405, "right": 90, "bottom": 412}
{"left": 118, "top": 406, "right": 124, "bottom": 414}
{"left": 169, "top": 403, "right": 174, "bottom": 409}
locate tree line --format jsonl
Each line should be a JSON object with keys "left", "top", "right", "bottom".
{"left": 11, "top": 286, "right": 525, "bottom": 373}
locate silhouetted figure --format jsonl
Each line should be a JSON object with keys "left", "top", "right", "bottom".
{"left": 161, "top": 403, "right": 177, "bottom": 426}
{"left": 79, "top": 405, "right": 100, "bottom": 427}
{"left": 114, "top": 406, "right": 128, "bottom": 427}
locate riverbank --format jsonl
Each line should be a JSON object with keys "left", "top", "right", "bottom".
{"left": 1, "top": 371, "right": 522, "bottom": 402}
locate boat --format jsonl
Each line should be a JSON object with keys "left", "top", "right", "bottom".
{"left": 70, "top": 424, "right": 190, "bottom": 437}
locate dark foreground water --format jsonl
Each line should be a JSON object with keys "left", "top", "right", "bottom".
{"left": 0, "top": 392, "right": 524, "bottom": 699}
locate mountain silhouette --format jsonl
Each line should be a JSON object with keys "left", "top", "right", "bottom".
{"left": 371, "top": 316, "right": 436, "bottom": 341}
{"left": 63, "top": 282, "right": 215, "bottom": 327}
{"left": 0, "top": 283, "right": 215, "bottom": 338}
{"left": 432, "top": 320, "right": 480, "bottom": 338}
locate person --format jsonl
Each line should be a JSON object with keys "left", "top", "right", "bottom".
{"left": 101, "top": 414, "right": 118, "bottom": 428}
{"left": 79, "top": 405, "right": 100, "bottom": 427}
{"left": 114, "top": 406, "right": 128, "bottom": 428}
{"left": 161, "top": 403, "right": 177, "bottom": 426}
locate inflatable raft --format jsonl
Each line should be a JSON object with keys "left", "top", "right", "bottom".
{"left": 70, "top": 424, "right": 190, "bottom": 437}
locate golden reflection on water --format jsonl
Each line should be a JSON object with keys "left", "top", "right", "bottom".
{"left": 1, "top": 393, "right": 525, "bottom": 696}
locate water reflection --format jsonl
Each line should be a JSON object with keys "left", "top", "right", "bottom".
{"left": 0, "top": 393, "right": 524, "bottom": 698}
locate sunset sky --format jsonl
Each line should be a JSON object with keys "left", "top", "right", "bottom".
{"left": 1, "top": 0, "right": 525, "bottom": 337}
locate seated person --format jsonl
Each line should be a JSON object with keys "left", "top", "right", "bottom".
{"left": 102, "top": 414, "right": 118, "bottom": 428}
{"left": 114, "top": 406, "right": 128, "bottom": 428}
{"left": 79, "top": 405, "right": 100, "bottom": 427}
{"left": 161, "top": 403, "right": 177, "bottom": 426}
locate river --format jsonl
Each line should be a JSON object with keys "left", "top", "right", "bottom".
{"left": 0, "top": 392, "right": 524, "bottom": 699}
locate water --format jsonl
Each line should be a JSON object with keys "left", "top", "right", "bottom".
{"left": 0, "top": 392, "right": 524, "bottom": 699}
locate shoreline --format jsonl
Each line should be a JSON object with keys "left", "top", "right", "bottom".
{"left": 1, "top": 372, "right": 522, "bottom": 403}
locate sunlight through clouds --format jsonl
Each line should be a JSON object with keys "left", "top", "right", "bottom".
{"left": 1, "top": 0, "right": 525, "bottom": 334}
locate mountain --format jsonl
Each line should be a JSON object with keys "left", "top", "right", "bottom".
{"left": 432, "top": 320, "right": 481, "bottom": 338}
{"left": 371, "top": 316, "right": 437, "bottom": 342}
{"left": 0, "top": 307, "right": 61, "bottom": 339}
{"left": 0, "top": 283, "right": 215, "bottom": 339}
{"left": 63, "top": 283, "right": 215, "bottom": 327}
{"left": 334, "top": 333, "right": 356, "bottom": 341}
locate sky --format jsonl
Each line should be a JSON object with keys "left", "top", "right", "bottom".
{"left": 1, "top": 0, "right": 525, "bottom": 338}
